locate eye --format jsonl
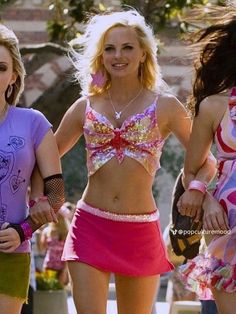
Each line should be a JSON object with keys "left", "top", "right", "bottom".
{"left": 123, "top": 45, "right": 133, "bottom": 50}
{"left": 0, "top": 64, "right": 7, "bottom": 71}
{"left": 104, "top": 46, "right": 114, "bottom": 52}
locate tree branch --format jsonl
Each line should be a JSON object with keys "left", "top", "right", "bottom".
{"left": 20, "top": 42, "right": 67, "bottom": 55}
{"left": 20, "top": 43, "right": 68, "bottom": 75}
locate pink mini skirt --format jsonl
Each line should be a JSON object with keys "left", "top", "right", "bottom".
{"left": 62, "top": 200, "right": 173, "bottom": 276}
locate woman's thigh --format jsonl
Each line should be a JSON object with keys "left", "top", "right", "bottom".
{"left": 67, "top": 261, "right": 111, "bottom": 314}
{"left": 212, "top": 287, "right": 236, "bottom": 314}
{"left": 115, "top": 274, "right": 160, "bottom": 314}
{"left": 0, "top": 294, "right": 23, "bottom": 314}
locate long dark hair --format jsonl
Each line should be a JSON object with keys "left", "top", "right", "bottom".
{"left": 187, "top": 7, "right": 236, "bottom": 116}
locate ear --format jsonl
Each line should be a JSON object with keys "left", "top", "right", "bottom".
{"left": 10, "top": 72, "right": 17, "bottom": 85}
{"left": 141, "top": 51, "right": 146, "bottom": 63}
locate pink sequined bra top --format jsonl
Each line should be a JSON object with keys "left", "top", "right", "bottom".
{"left": 83, "top": 97, "right": 165, "bottom": 177}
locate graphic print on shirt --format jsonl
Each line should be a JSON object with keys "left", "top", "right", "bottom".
{"left": 8, "top": 136, "right": 25, "bottom": 151}
{"left": 8, "top": 136, "right": 26, "bottom": 194}
{"left": 0, "top": 136, "right": 26, "bottom": 226}
{"left": 0, "top": 151, "right": 14, "bottom": 225}
{"left": 10, "top": 169, "right": 26, "bottom": 194}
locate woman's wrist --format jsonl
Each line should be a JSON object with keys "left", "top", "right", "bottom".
{"left": 7, "top": 220, "right": 33, "bottom": 243}
{"left": 6, "top": 223, "right": 25, "bottom": 243}
{"left": 202, "top": 191, "right": 213, "bottom": 210}
{"left": 29, "top": 195, "right": 48, "bottom": 208}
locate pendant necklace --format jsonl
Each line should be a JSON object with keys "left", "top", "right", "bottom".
{"left": 108, "top": 86, "right": 143, "bottom": 120}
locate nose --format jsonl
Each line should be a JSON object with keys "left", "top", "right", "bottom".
{"left": 114, "top": 49, "right": 122, "bottom": 58}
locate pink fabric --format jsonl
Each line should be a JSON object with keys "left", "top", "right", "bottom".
{"left": 83, "top": 98, "right": 164, "bottom": 177}
{"left": 43, "top": 238, "right": 65, "bottom": 270}
{"left": 62, "top": 200, "right": 173, "bottom": 276}
{"left": 76, "top": 199, "right": 159, "bottom": 222}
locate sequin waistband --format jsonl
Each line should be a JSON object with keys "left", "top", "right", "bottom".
{"left": 77, "top": 200, "right": 159, "bottom": 222}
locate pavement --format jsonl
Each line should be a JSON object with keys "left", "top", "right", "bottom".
{"left": 67, "top": 296, "right": 76, "bottom": 314}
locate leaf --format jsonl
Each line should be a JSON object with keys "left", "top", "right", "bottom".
{"left": 98, "top": 3, "right": 106, "bottom": 11}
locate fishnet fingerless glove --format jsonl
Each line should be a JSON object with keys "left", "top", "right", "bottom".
{"left": 44, "top": 174, "right": 65, "bottom": 211}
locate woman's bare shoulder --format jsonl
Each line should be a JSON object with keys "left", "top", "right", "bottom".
{"left": 199, "top": 94, "right": 228, "bottom": 117}
{"left": 158, "top": 92, "right": 184, "bottom": 109}
{"left": 157, "top": 93, "right": 187, "bottom": 122}
{"left": 65, "top": 96, "right": 86, "bottom": 121}
{"left": 61, "top": 96, "right": 87, "bottom": 129}
{"left": 69, "top": 96, "right": 87, "bottom": 113}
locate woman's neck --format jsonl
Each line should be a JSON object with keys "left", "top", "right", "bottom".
{"left": 109, "top": 79, "right": 143, "bottom": 100}
{"left": 0, "top": 102, "right": 9, "bottom": 122}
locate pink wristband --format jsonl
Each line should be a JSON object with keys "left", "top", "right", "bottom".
{"left": 20, "top": 222, "right": 33, "bottom": 240}
{"left": 188, "top": 180, "right": 207, "bottom": 194}
{"left": 29, "top": 196, "right": 48, "bottom": 208}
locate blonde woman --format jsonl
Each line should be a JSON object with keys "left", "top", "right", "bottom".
{"left": 40, "top": 213, "right": 70, "bottom": 286}
{"left": 54, "top": 10, "right": 216, "bottom": 314}
{"left": 0, "top": 24, "right": 64, "bottom": 314}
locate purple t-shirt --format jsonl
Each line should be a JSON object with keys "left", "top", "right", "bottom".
{"left": 0, "top": 106, "right": 52, "bottom": 252}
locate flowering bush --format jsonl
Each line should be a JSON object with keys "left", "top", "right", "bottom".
{"left": 36, "top": 270, "right": 63, "bottom": 291}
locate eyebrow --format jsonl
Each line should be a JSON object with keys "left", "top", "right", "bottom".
{"left": 104, "top": 42, "right": 134, "bottom": 46}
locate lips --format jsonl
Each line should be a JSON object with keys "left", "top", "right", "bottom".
{"left": 112, "top": 63, "right": 128, "bottom": 69}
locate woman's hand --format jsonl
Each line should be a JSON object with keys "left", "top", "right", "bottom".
{"left": 177, "top": 189, "right": 204, "bottom": 222}
{"left": 202, "top": 192, "right": 229, "bottom": 232}
{"left": 0, "top": 223, "right": 21, "bottom": 252}
{"left": 29, "top": 198, "right": 57, "bottom": 225}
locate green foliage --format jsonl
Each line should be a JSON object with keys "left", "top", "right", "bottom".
{"left": 47, "top": 20, "right": 69, "bottom": 43}
{"left": 0, "top": 0, "right": 13, "bottom": 8}
{"left": 67, "top": 0, "right": 96, "bottom": 22}
{"left": 121, "top": 0, "right": 227, "bottom": 32}
{"left": 47, "top": 1, "right": 74, "bottom": 43}
{"left": 47, "top": 0, "right": 101, "bottom": 42}
{"left": 36, "top": 270, "right": 63, "bottom": 291}
{"left": 46, "top": 0, "right": 228, "bottom": 41}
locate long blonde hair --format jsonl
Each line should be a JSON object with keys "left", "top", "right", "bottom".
{"left": 0, "top": 24, "right": 25, "bottom": 105}
{"left": 69, "top": 10, "right": 167, "bottom": 95}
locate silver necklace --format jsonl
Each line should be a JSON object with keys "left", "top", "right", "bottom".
{"left": 108, "top": 87, "right": 143, "bottom": 120}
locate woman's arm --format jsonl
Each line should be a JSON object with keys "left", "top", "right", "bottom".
{"left": 29, "top": 129, "right": 64, "bottom": 224}
{"left": 180, "top": 100, "right": 215, "bottom": 221}
{"left": 182, "top": 98, "right": 216, "bottom": 188}
{"left": 178, "top": 155, "right": 217, "bottom": 222}
{"left": 162, "top": 95, "right": 217, "bottom": 220}
{"left": 30, "top": 98, "right": 85, "bottom": 221}
{"left": 55, "top": 98, "right": 85, "bottom": 157}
